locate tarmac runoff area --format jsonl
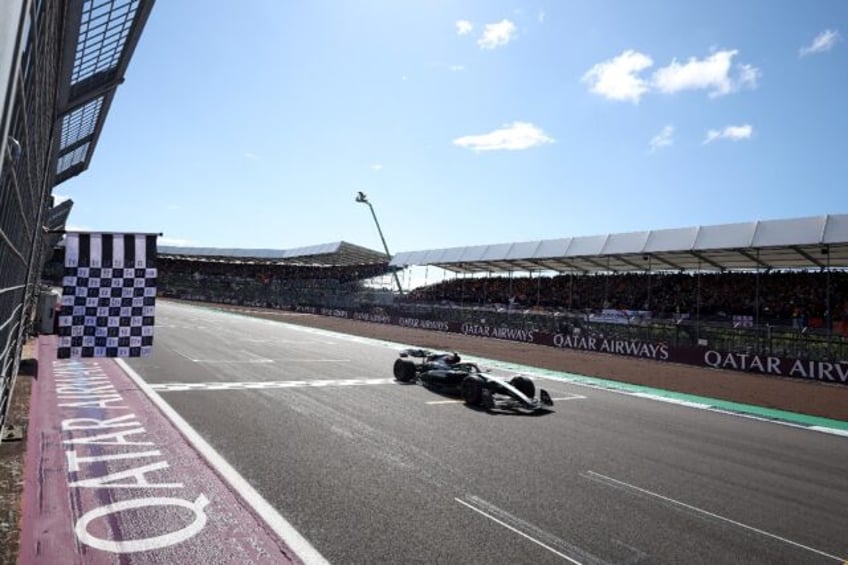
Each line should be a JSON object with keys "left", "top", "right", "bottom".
{"left": 17, "top": 335, "right": 327, "bottom": 564}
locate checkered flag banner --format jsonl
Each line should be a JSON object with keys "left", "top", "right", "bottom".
{"left": 57, "top": 233, "right": 159, "bottom": 359}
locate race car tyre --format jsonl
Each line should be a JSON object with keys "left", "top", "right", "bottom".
{"left": 461, "top": 375, "right": 484, "bottom": 406}
{"left": 510, "top": 376, "right": 535, "bottom": 399}
{"left": 393, "top": 358, "right": 417, "bottom": 382}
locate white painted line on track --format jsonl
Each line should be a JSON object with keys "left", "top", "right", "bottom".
{"left": 810, "top": 426, "right": 848, "bottom": 437}
{"left": 177, "top": 357, "right": 350, "bottom": 364}
{"left": 190, "top": 359, "right": 276, "bottom": 364}
{"left": 426, "top": 400, "right": 462, "bottom": 405}
{"left": 456, "top": 496, "right": 597, "bottom": 564}
{"left": 151, "top": 378, "right": 395, "bottom": 392}
{"left": 115, "top": 359, "right": 330, "bottom": 565}
{"left": 551, "top": 394, "right": 586, "bottom": 401}
{"left": 583, "top": 471, "right": 847, "bottom": 563}
{"left": 630, "top": 392, "right": 711, "bottom": 409}
{"left": 261, "top": 359, "right": 351, "bottom": 363}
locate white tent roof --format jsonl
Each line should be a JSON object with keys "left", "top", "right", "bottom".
{"left": 389, "top": 214, "right": 848, "bottom": 273}
{"left": 159, "top": 241, "right": 388, "bottom": 266}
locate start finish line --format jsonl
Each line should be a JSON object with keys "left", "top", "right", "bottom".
{"left": 18, "top": 336, "right": 312, "bottom": 564}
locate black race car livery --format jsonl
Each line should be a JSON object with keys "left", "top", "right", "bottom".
{"left": 393, "top": 348, "right": 553, "bottom": 413}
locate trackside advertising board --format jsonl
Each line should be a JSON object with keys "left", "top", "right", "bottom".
{"left": 295, "top": 306, "right": 848, "bottom": 385}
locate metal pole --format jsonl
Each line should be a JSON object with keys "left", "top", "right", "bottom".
{"left": 357, "top": 194, "right": 403, "bottom": 295}
{"left": 755, "top": 249, "right": 760, "bottom": 329}
{"left": 696, "top": 260, "right": 701, "bottom": 342}
{"left": 826, "top": 245, "right": 831, "bottom": 336}
{"left": 569, "top": 272, "right": 573, "bottom": 310}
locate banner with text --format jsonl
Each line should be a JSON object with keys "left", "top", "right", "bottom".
{"left": 293, "top": 305, "right": 848, "bottom": 385}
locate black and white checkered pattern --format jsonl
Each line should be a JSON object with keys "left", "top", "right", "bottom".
{"left": 57, "top": 233, "right": 158, "bottom": 359}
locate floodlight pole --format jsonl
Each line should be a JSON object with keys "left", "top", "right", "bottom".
{"left": 356, "top": 191, "right": 403, "bottom": 295}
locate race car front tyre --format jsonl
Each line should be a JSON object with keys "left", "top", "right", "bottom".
{"left": 393, "top": 358, "right": 417, "bottom": 382}
{"left": 461, "top": 375, "right": 484, "bottom": 406}
{"left": 509, "top": 376, "right": 535, "bottom": 399}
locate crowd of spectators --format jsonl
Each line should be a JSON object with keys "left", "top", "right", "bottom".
{"left": 402, "top": 270, "right": 848, "bottom": 329}
{"left": 149, "top": 258, "right": 848, "bottom": 356}
{"left": 44, "top": 249, "right": 847, "bottom": 333}
{"left": 155, "top": 258, "right": 393, "bottom": 309}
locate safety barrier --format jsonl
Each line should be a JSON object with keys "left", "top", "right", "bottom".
{"left": 0, "top": 0, "right": 61, "bottom": 441}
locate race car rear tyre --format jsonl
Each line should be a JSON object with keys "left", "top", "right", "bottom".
{"left": 509, "top": 376, "right": 535, "bottom": 399}
{"left": 393, "top": 359, "right": 417, "bottom": 382}
{"left": 461, "top": 375, "right": 484, "bottom": 406}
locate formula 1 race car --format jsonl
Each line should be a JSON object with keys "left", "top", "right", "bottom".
{"left": 393, "top": 348, "right": 553, "bottom": 413}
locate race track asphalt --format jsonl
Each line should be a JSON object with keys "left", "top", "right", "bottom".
{"left": 125, "top": 301, "right": 848, "bottom": 565}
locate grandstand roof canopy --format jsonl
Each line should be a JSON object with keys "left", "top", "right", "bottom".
{"left": 53, "top": 0, "right": 154, "bottom": 186}
{"left": 159, "top": 241, "right": 390, "bottom": 267}
{"left": 390, "top": 214, "right": 848, "bottom": 274}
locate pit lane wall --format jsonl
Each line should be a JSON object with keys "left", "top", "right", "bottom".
{"left": 295, "top": 306, "right": 848, "bottom": 386}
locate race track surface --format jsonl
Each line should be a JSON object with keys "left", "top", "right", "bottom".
{"left": 126, "top": 301, "right": 848, "bottom": 564}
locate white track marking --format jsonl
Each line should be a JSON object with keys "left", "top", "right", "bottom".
{"left": 456, "top": 496, "right": 596, "bottom": 564}
{"left": 151, "top": 378, "right": 395, "bottom": 392}
{"left": 426, "top": 400, "right": 463, "bottom": 405}
{"left": 583, "top": 471, "right": 847, "bottom": 563}
{"left": 810, "top": 426, "right": 848, "bottom": 437}
{"left": 189, "top": 359, "right": 276, "bottom": 364}
{"left": 115, "top": 359, "right": 330, "bottom": 565}
{"left": 631, "top": 392, "right": 711, "bottom": 409}
{"left": 188, "top": 358, "right": 350, "bottom": 364}
{"left": 172, "top": 349, "right": 349, "bottom": 364}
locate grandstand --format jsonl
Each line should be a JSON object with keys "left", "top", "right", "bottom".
{"left": 389, "top": 214, "right": 848, "bottom": 274}
{"left": 388, "top": 215, "right": 848, "bottom": 332}
{"left": 160, "top": 240, "right": 390, "bottom": 267}
{"left": 151, "top": 241, "right": 397, "bottom": 309}
{"left": 141, "top": 215, "right": 848, "bottom": 329}
{"left": 143, "top": 214, "right": 848, "bottom": 369}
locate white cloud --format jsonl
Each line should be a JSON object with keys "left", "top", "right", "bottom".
{"left": 370, "top": 164, "right": 383, "bottom": 171}
{"left": 453, "top": 121, "right": 554, "bottom": 152}
{"left": 456, "top": 20, "right": 473, "bottom": 35}
{"left": 649, "top": 125, "right": 674, "bottom": 152}
{"left": 159, "top": 236, "right": 198, "bottom": 247}
{"left": 477, "top": 19, "right": 517, "bottom": 50}
{"left": 735, "top": 63, "right": 760, "bottom": 91}
{"left": 703, "top": 124, "right": 753, "bottom": 144}
{"left": 799, "top": 29, "right": 841, "bottom": 56}
{"left": 52, "top": 193, "right": 72, "bottom": 205}
{"left": 584, "top": 49, "right": 759, "bottom": 102}
{"left": 449, "top": 64, "right": 465, "bottom": 72}
{"left": 581, "top": 50, "right": 653, "bottom": 103}
{"left": 651, "top": 50, "right": 760, "bottom": 98}
{"left": 243, "top": 152, "right": 259, "bottom": 160}
{"left": 538, "top": 10, "right": 545, "bottom": 24}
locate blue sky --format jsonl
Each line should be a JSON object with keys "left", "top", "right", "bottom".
{"left": 57, "top": 0, "right": 848, "bottom": 259}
